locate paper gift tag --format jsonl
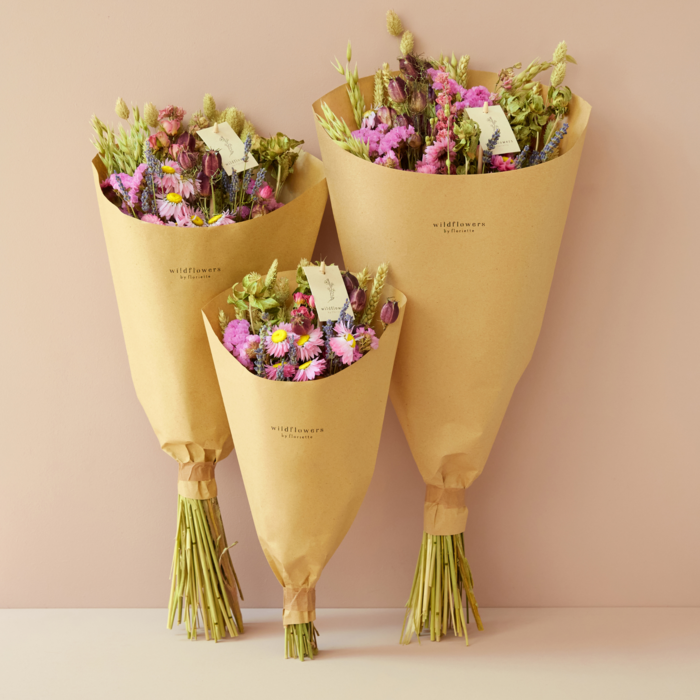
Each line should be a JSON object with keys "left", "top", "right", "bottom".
{"left": 197, "top": 122, "right": 259, "bottom": 175}
{"left": 303, "top": 265, "right": 352, "bottom": 322}
{"left": 464, "top": 105, "right": 520, "bottom": 156}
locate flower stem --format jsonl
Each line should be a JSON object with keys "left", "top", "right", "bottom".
{"left": 284, "top": 622, "right": 319, "bottom": 661}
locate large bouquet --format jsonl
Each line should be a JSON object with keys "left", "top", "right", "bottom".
{"left": 314, "top": 11, "right": 591, "bottom": 644}
{"left": 93, "top": 95, "right": 328, "bottom": 640}
{"left": 203, "top": 260, "right": 404, "bottom": 659}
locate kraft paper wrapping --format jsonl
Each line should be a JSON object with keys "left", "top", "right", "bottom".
{"left": 202, "top": 274, "right": 406, "bottom": 624}
{"left": 94, "top": 153, "right": 328, "bottom": 486}
{"left": 314, "top": 71, "right": 590, "bottom": 536}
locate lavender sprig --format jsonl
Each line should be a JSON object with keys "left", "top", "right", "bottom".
{"left": 275, "top": 362, "right": 286, "bottom": 381}
{"left": 252, "top": 167, "right": 267, "bottom": 195}
{"left": 537, "top": 123, "right": 569, "bottom": 164}
{"left": 255, "top": 325, "right": 267, "bottom": 377}
{"left": 513, "top": 145, "right": 530, "bottom": 169}
{"left": 483, "top": 128, "right": 501, "bottom": 171}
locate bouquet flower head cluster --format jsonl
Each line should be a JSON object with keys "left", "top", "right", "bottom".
{"left": 92, "top": 95, "right": 303, "bottom": 226}
{"left": 317, "top": 11, "right": 576, "bottom": 175}
{"left": 219, "top": 259, "right": 399, "bottom": 383}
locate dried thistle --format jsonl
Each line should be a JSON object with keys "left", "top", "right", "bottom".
{"left": 143, "top": 102, "right": 158, "bottom": 128}
{"left": 373, "top": 69, "right": 386, "bottom": 108}
{"left": 386, "top": 9, "right": 404, "bottom": 36}
{"left": 361, "top": 263, "right": 389, "bottom": 326}
{"left": 457, "top": 55, "right": 470, "bottom": 88}
{"left": 550, "top": 62, "right": 566, "bottom": 87}
{"left": 553, "top": 41, "right": 568, "bottom": 64}
{"left": 356, "top": 266, "right": 371, "bottom": 290}
{"left": 218, "top": 310, "right": 230, "bottom": 335}
{"left": 115, "top": 97, "right": 130, "bottom": 120}
{"left": 400, "top": 30, "right": 414, "bottom": 56}
{"left": 203, "top": 93, "right": 218, "bottom": 122}
{"left": 223, "top": 107, "right": 245, "bottom": 135}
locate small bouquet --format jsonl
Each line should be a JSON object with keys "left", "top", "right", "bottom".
{"left": 203, "top": 259, "right": 405, "bottom": 659}
{"left": 313, "top": 11, "right": 591, "bottom": 645}
{"left": 93, "top": 95, "right": 328, "bottom": 640}
{"left": 93, "top": 95, "right": 302, "bottom": 225}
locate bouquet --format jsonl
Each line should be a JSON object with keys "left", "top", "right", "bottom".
{"left": 313, "top": 10, "right": 591, "bottom": 645}
{"left": 202, "top": 259, "right": 405, "bottom": 659}
{"left": 93, "top": 95, "right": 328, "bottom": 640}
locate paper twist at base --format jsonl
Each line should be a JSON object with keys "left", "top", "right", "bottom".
{"left": 283, "top": 586, "right": 316, "bottom": 626}
{"left": 423, "top": 485, "right": 468, "bottom": 536}
{"left": 178, "top": 461, "right": 217, "bottom": 500}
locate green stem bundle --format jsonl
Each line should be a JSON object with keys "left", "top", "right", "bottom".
{"left": 284, "top": 622, "right": 319, "bottom": 661}
{"left": 167, "top": 496, "right": 244, "bottom": 641}
{"left": 401, "top": 532, "right": 483, "bottom": 645}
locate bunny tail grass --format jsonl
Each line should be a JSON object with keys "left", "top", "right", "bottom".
{"left": 400, "top": 532, "right": 483, "bottom": 645}
{"left": 167, "top": 495, "right": 244, "bottom": 641}
{"left": 284, "top": 622, "right": 319, "bottom": 661}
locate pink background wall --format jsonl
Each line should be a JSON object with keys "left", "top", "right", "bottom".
{"left": 1, "top": 1, "right": 698, "bottom": 608}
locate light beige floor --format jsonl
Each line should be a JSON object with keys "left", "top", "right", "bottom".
{"left": 2, "top": 608, "right": 698, "bottom": 699}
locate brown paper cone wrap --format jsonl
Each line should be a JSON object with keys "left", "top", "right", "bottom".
{"left": 202, "top": 274, "right": 406, "bottom": 625}
{"left": 314, "top": 73, "right": 591, "bottom": 536}
{"left": 94, "top": 152, "right": 328, "bottom": 471}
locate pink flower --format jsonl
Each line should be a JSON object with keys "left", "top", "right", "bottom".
{"left": 207, "top": 211, "right": 235, "bottom": 226}
{"left": 294, "top": 328, "right": 323, "bottom": 362}
{"left": 330, "top": 331, "right": 360, "bottom": 366}
{"left": 149, "top": 131, "right": 170, "bottom": 150}
{"left": 356, "top": 326, "right": 379, "bottom": 350}
{"left": 237, "top": 334, "right": 261, "bottom": 367}
{"left": 294, "top": 358, "right": 327, "bottom": 381}
{"left": 462, "top": 86, "right": 493, "bottom": 109}
{"left": 157, "top": 192, "right": 187, "bottom": 220}
{"left": 264, "top": 362, "right": 297, "bottom": 380}
{"left": 378, "top": 125, "right": 415, "bottom": 155}
{"left": 223, "top": 319, "right": 251, "bottom": 352}
{"left": 140, "top": 213, "right": 164, "bottom": 225}
{"left": 491, "top": 155, "right": 516, "bottom": 172}
{"left": 158, "top": 160, "right": 182, "bottom": 192}
{"left": 258, "top": 184, "right": 274, "bottom": 199}
{"left": 265, "top": 324, "right": 295, "bottom": 358}
{"left": 236, "top": 205, "right": 251, "bottom": 219}
{"left": 158, "top": 106, "right": 185, "bottom": 135}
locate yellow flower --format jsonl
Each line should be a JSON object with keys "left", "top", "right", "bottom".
{"left": 271, "top": 329, "right": 288, "bottom": 343}
{"left": 166, "top": 193, "right": 182, "bottom": 204}
{"left": 191, "top": 215, "right": 204, "bottom": 226}
{"left": 299, "top": 360, "right": 312, "bottom": 370}
{"left": 161, "top": 165, "right": 176, "bottom": 174}
{"left": 297, "top": 334, "right": 310, "bottom": 346}
{"left": 208, "top": 214, "right": 222, "bottom": 224}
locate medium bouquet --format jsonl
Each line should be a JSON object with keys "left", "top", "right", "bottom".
{"left": 202, "top": 259, "right": 405, "bottom": 659}
{"left": 314, "top": 10, "right": 591, "bottom": 645}
{"left": 93, "top": 95, "right": 328, "bottom": 640}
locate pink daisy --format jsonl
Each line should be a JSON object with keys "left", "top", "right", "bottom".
{"left": 294, "top": 358, "right": 327, "bottom": 381}
{"left": 265, "top": 324, "right": 295, "bottom": 358}
{"left": 207, "top": 211, "right": 235, "bottom": 226}
{"left": 158, "top": 161, "right": 182, "bottom": 192}
{"left": 157, "top": 192, "right": 187, "bottom": 220}
{"left": 294, "top": 328, "right": 323, "bottom": 362}
{"left": 140, "top": 213, "right": 164, "bottom": 225}
{"left": 264, "top": 362, "right": 297, "bottom": 380}
{"left": 330, "top": 331, "right": 359, "bottom": 366}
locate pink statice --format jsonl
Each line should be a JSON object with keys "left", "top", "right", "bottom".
{"left": 294, "top": 358, "right": 327, "bottom": 381}
{"left": 264, "top": 362, "right": 297, "bottom": 380}
{"left": 265, "top": 324, "right": 295, "bottom": 358}
{"left": 375, "top": 149, "right": 401, "bottom": 168}
{"left": 355, "top": 326, "right": 379, "bottom": 350}
{"left": 490, "top": 155, "right": 516, "bottom": 172}
{"left": 294, "top": 328, "right": 323, "bottom": 362}
{"left": 461, "top": 85, "right": 493, "bottom": 109}
{"left": 223, "top": 319, "right": 251, "bottom": 352}
{"left": 377, "top": 124, "right": 415, "bottom": 156}
{"left": 351, "top": 123, "right": 389, "bottom": 157}
{"left": 158, "top": 105, "right": 185, "bottom": 135}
